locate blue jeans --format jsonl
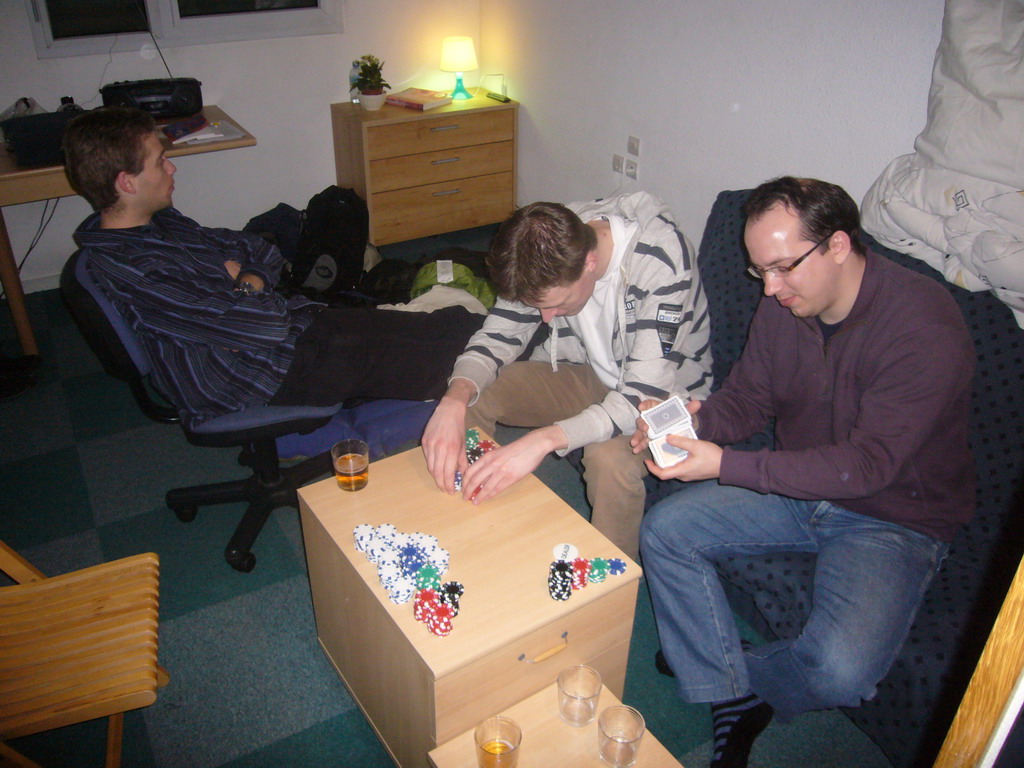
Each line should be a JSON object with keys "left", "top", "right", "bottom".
{"left": 640, "top": 481, "right": 947, "bottom": 721}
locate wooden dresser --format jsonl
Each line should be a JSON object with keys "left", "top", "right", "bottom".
{"left": 330, "top": 90, "right": 518, "bottom": 245}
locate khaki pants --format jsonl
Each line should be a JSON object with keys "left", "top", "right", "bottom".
{"left": 467, "top": 361, "right": 649, "bottom": 559}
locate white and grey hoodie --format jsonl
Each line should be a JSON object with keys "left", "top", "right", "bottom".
{"left": 449, "top": 191, "right": 713, "bottom": 454}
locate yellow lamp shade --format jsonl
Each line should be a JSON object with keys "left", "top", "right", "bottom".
{"left": 440, "top": 36, "right": 478, "bottom": 73}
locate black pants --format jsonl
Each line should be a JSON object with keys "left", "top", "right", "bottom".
{"left": 268, "top": 305, "right": 484, "bottom": 407}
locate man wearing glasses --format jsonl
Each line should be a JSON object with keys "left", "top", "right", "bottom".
{"left": 633, "top": 177, "right": 975, "bottom": 768}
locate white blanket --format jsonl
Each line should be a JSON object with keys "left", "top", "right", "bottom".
{"left": 861, "top": 0, "right": 1024, "bottom": 328}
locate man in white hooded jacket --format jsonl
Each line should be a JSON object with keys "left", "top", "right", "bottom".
{"left": 422, "top": 192, "right": 712, "bottom": 557}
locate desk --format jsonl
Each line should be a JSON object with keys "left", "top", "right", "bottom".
{"left": 0, "top": 105, "right": 255, "bottom": 357}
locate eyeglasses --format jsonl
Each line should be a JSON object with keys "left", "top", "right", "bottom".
{"left": 747, "top": 234, "right": 831, "bottom": 281}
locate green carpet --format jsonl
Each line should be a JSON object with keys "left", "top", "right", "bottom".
{"left": 1, "top": 231, "right": 892, "bottom": 766}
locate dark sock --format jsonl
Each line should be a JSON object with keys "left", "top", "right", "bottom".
{"left": 709, "top": 693, "right": 773, "bottom": 768}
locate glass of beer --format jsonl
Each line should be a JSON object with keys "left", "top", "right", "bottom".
{"left": 331, "top": 439, "right": 369, "bottom": 492}
{"left": 597, "top": 705, "right": 644, "bottom": 767}
{"left": 474, "top": 715, "right": 521, "bottom": 768}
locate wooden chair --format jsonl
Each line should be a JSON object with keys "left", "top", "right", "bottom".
{"left": 0, "top": 540, "right": 168, "bottom": 768}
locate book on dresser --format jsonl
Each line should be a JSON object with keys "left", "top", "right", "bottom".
{"left": 385, "top": 87, "right": 453, "bottom": 110}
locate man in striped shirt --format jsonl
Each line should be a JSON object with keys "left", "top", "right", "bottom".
{"left": 64, "top": 107, "right": 481, "bottom": 428}
{"left": 421, "top": 194, "right": 712, "bottom": 558}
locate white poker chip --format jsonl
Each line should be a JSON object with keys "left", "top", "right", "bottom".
{"left": 427, "top": 547, "right": 450, "bottom": 574}
{"left": 365, "top": 535, "right": 397, "bottom": 564}
{"left": 378, "top": 561, "right": 402, "bottom": 588}
{"left": 388, "top": 575, "right": 416, "bottom": 604}
{"left": 353, "top": 524, "right": 375, "bottom": 551}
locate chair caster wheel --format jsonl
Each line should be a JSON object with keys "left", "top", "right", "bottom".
{"left": 226, "top": 549, "right": 256, "bottom": 572}
{"left": 172, "top": 504, "right": 198, "bottom": 522}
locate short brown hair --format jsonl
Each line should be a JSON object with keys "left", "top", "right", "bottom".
{"left": 743, "top": 176, "right": 866, "bottom": 257}
{"left": 487, "top": 202, "right": 598, "bottom": 304}
{"left": 63, "top": 107, "right": 156, "bottom": 212}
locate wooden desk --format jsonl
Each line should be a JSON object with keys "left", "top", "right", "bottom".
{"left": 299, "top": 441, "right": 640, "bottom": 768}
{"left": 0, "top": 105, "right": 255, "bottom": 356}
{"left": 428, "top": 682, "right": 684, "bottom": 768}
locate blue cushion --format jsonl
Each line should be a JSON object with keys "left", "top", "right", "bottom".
{"left": 276, "top": 399, "right": 437, "bottom": 461}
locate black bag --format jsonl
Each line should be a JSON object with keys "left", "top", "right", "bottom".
{"left": 284, "top": 186, "right": 369, "bottom": 299}
{"left": 243, "top": 202, "right": 302, "bottom": 265}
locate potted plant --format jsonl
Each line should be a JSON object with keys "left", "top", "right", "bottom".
{"left": 355, "top": 54, "right": 390, "bottom": 111}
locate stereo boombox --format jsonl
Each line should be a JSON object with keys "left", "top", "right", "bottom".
{"left": 100, "top": 77, "right": 203, "bottom": 119}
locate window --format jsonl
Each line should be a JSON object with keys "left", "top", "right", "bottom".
{"left": 25, "top": 0, "right": 341, "bottom": 59}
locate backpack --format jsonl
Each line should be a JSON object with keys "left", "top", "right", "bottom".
{"left": 283, "top": 186, "right": 369, "bottom": 299}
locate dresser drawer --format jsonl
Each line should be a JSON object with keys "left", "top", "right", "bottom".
{"left": 370, "top": 141, "right": 514, "bottom": 193}
{"left": 432, "top": 582, "right": 636, "bottom": 744}
{"left": 371, "top": 172, "right": 514, "bottom": 244}
{"left": 367, "top": 110, "right": 515, "bottom": 161}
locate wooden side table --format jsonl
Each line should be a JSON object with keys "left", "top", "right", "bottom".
{"left": 428, "top": 682, "right": 685, "bottom": 767}
{"left": 330, "top": 89, "right": 518, "bottom": 245}
{"left": 298, "top": 440, "right": 640, "bottom": 768}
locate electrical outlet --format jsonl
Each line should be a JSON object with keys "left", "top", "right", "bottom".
{"left": 625, "top": 158, "right": 638, "bottom": 180}
{"left": 612, "top": 154, "right": 624, "bottom": 173}
{"left": 627, "top": 135, "right": 641, "bottom": 156}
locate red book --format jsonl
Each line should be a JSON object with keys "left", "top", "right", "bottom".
{"left": 386, "top": 88, "right": 453, "bottom": 111}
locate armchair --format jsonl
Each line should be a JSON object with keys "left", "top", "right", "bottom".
{"left": 0, "top": 539, "right": 167, "bottom": 768}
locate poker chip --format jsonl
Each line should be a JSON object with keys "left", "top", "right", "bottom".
{"left": 427, "top": 602, "right": 454, "bottom": 636}
{"left": 354, "top": 523, "right": 463, "bottom": 636}
{"left": 454, "top": 470, "right": 463, "bottom": 491}
{"left": 427, "top": 547, "right": 450, "bottom": 574}
{"left": 387, "top": 575, "right": 416, "bottom": 604}
{"left": 414, "top": 588, "right": 439, "bottom": 622}
{"left": 589, "top": 557, "right": 610, "bottom": 583}
{"left": 548, "top": 560, "right": 573, "bottom": 601}
{"left": 547, "top": 550, "right": 627, "bottom": 601}
{"left": 415, "top": 564, "right": 442, "bottom": 590}
{"left": 353, "top": 523, "right": 375, "bottom": 552}
{"left": 439, "top": 581, "right": 464, "bottom": 616}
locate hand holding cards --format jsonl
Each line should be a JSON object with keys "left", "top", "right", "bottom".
{"left": 642, "top": 395, "right": 698, "bottom": 468}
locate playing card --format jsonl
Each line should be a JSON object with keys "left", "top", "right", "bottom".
{"left": 643, "top": 396, "right": 698, "bottom": 468}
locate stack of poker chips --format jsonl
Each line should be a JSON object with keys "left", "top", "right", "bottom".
{"left": 353, "top": 523, "right": 464, "bottom": 637}
{"left": 454, "top": 428, "right": 498, "bottom": 491}
{"left": 548, "top": 556, "right": 628, "bottom": 601}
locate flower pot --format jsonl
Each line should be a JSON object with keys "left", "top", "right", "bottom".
{"left": 360, "top": 92, "right": 387, "bottom": 111}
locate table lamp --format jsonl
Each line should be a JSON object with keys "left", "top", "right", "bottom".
{"left": 440, "top": 36, "right": 478, "bottom": 100}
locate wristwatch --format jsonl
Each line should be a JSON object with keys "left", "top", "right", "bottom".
{"left": 234, "top": 279, "right": 258, "bottom": 295}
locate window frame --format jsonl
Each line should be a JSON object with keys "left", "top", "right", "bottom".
{"left": 24, "top": 0, "right": 342, "bottom": 59}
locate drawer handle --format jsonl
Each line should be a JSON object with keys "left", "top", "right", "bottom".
{"left": 430, "top": 124, "right": 460, "bottom": 132}
{"left": 518, "top": 632, "right": 569, "bottom": 664}
{"left": 431, "top": 156, "right": 461, "bottom": 165}
{"left": 432, "top": 189, "right": 461, "bottom": 197}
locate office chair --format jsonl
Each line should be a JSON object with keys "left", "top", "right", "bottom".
{"left": 0, "top": 538, "right": 168, "bottom": 768}
{"left": 59, "top": 249, "right": 430, "bottom": 573}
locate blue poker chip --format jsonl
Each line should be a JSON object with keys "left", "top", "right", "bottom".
{"left": 608, "top": 558, "right": 627, "bottom": 575}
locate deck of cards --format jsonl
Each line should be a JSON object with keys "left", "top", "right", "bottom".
{"left": 642, "top": 395, "right": 698, "bottom": 468}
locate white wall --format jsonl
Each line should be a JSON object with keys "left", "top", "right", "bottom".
{"left": 0, "top": 0, "right": 481, "bottom": 291}
{"left": 2, "top": 0, "right": 945, "bottom": 292}
{"left": 481, "top": 0, "right": 945, "bottom": 247}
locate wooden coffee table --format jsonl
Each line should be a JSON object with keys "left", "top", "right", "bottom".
{"left": 428, "top": 682, "right": 684, "bottom": 767}
{"left": 298, "top": 441, "right": 641, "bottom": 768}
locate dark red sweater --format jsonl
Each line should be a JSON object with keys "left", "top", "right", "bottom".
{"left": 700, "top": 251, "right": 975, "bottom": 542}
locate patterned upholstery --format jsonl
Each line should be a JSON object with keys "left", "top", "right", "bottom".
{"left": 644, "top": 189, "right": 1024, "bottom": 767}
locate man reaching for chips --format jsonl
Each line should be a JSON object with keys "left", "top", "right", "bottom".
{"left": 630, "top": 177, "right": 976, "bottom": 768}
{"left": 421, "top": 193, "right": 712, "bottom": 559}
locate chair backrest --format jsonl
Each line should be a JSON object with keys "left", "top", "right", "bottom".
{"left": 60, "top": 250, "right": 179, "bottom": 423}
